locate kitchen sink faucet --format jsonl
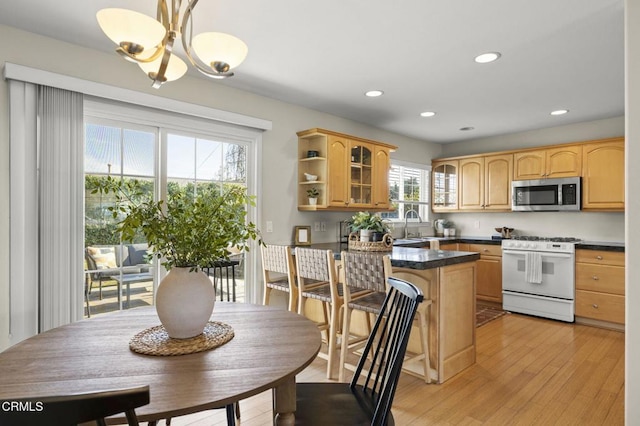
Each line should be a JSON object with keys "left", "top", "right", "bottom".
{"left": 404, "top": 209, "right": 422, "bottom": 239}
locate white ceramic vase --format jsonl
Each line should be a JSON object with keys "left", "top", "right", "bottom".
{"left": 308, "top": 197, "right": 318, "bottom": 205}
{"left": 156, "top": 267, "right": 215, "bottom": 339}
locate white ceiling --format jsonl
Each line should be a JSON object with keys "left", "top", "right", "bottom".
{"left": 0, "top": 0, "right": 625, "bottom": 143}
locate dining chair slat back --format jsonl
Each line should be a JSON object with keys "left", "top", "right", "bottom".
{"left": 294, "top": 277, "right": 424, "bottom": 426}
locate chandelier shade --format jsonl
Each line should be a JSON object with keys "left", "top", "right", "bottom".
{"left": 96, "top": 8, "right": 166, "bottom": 56}
{"left": 96, "top": 1, "right": 248, "bottom": 87}
{"left": 139, "top": 53, "right": 188, "bottom": 82}
{"left": 192, "top": 32, "right": 249, "bottom": 71}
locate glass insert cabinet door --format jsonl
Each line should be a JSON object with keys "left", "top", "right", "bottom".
{"left": 350, "top": 143, "right": 372, "bottom": 205}
{"left": 432, "top": 160, "right": 458, "bottom": 210}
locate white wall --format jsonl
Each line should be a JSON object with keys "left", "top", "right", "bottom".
{"left": 0, "top": 24, "right": 441, "bottom": 351}
{"left": 625, "top": 0, "right": 639, "bottom": 422}
{"left": 439, "top": 116, "right": 624, "bottom": 158}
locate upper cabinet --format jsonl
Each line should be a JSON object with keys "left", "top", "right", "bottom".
{"left": 582, "top": 138, "right": 625, "bottom": 210}
{"left": 297, "top": 129, "right": 396, "bottom": 211}
{"left": 513, "top": 145, "right": 581, "bottom": 180}
{"left": 432, "top": 136, "right": 624, "bottom": 213}
{"left": 443, "top": 154, "right": 512, "bottom": 212}
{"left": 432, "top": 160, "right": 458, "bottom": 212}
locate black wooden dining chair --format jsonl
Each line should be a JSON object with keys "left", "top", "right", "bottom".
{"left": 294, "top": 277, "right": 424, "bottom": 425}
{"left": 0, "top": 385, "right": 150, "bottom": 426}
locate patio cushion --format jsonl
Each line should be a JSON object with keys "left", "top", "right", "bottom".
{"left": 126, "top": 244, "right": 150, "bottom": 266}
{"left": 87, "top": 246, "right": 117, "bottom": 269}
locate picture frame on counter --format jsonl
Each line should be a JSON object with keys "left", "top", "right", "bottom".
{"left": 294, "top": 226, "right": 311, "bottom": 246}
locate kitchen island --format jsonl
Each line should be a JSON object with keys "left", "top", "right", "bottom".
{"left": 309, "top": 243, "right": 479, "bottom": 384}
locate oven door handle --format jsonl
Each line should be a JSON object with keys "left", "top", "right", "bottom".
{"left": 502, "top": 250, "right": 573, "bottom": 259}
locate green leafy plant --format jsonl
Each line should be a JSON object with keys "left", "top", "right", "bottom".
{"left": 90, "top": 176, "right": 262, "bottom": 270}
{"left": 306, "top": 187, "right": 320, "bottom": 198}
{"left": 349, "top": 211, "right": 389, "bottom": 233}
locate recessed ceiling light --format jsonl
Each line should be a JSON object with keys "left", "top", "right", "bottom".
{"left": 550, "top": 109, "right": 569, "bottom": 116}
{"left": 365, "top": 90, "right": 384, "bottom": 97}
{"left": 460, "top": 126, "right": 475, "bottom": 131}
{"left": 420, "top": 111, "right": 436, "bottom": 117}
{"left": 474, "top": 52, "right": 501, "bottom": 63}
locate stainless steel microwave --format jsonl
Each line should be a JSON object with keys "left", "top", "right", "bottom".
{"left": 512, "top": 177, "right": 581, "bottom": 211}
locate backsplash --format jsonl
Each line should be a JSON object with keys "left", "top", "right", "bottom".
{"left": 437, "top": 211, "right": 624, "bottom": 242}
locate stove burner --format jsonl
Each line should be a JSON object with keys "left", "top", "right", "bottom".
{"left": 512, "top": 236, "right": 581, "bottom": 243}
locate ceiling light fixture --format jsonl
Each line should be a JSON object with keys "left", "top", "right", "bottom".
{"left": 365, "top": 90, "right": 384, "bottom": 97}
{"left": 96, "top": 2, "right": 248, "bottom": 88}
{"left": 550, "top": 109, "right": 569, "bottom": 115}
{"left": 474, "top": 52, "right": 501, "bottom": 64}
{"left": 420, "top": 111, "right": 436, "bottom": 117}
{"left": 460, "top": 126, "right": 475, "bottom": 131}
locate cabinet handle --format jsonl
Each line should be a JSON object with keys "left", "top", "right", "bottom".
{"left": 592, "top": 304, "right": 599, "bottom": 309}
{"left": 483, "top": 249, "right": 489, "bottom": 252}
{"left": 596, "top": 255, "right": 603, "bottom": 260}
{"left": 592, "top": 275, "right": 599, "bottom": 280}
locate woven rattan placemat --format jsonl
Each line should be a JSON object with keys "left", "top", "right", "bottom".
{"left": 129, "top": 321, "right": 234, "bottom": 356}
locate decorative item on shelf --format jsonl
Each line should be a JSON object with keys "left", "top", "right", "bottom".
{"left": 91, "top": 176, "right": 262, "bottom": 339}
{"left": 306, "top": 187, "right": 319, "bottom": 205}
{"left": 306, "top": 150, "right": 319, "bottom": 158}
{"left": 348, "top": 232, "right": 394, "bottom": 251}
{"left": 349, "top": 211, "right": 390, "bottom": 243}
{"left": 304, "top": 173, "right": 318, "bottom": 182}
{"left": 96, "top": 1, "right": 248, "bottom": 88}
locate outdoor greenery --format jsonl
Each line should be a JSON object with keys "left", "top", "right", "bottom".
{"left": 349, "top": 211, "right": 390, "bottom": 233}
{"left": 87, "top": 175, "right": 262, "bottom": 270}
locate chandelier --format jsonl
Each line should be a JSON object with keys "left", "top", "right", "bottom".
{"left": 96, "top": 0, "right": 248, "bottom": 88}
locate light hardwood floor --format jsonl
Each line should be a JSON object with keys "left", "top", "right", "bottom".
{"left": 168, "top": 312, "right": 625, "bottom": 425}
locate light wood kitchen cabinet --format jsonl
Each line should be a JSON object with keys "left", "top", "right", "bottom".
{"left": 581, "top": 138, "right": 625, "bottom": 211}
{"left": 575, "top": 249, "right": 625, "bottom": 327}
{"left": 432, "top": 160, "right": 458, "bottom": 212}
{"left": 372, "top": 145, "right": 392, "bottom": 208}
{"left": 513, "top": 145, "right": 581, "bottom": 180}
{"left": 458, "top": 154, "right": 512, "bottom": 211}
{"left": 297, "top": 128, "right": 396, "bottom": 211}
{"left": 468, "top": 243, "right": 502, "bottom": 303}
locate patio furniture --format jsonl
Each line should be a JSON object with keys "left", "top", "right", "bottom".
{"left": 85, "top": 244, "right": 150, "bottom": 299}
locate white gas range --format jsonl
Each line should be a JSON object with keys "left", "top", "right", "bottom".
{"left": 502, "top": 236, "right": 580, "bottom": 322}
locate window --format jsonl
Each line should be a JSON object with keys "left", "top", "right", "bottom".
{"left": 381, "top": 162, "right": 431, "bottom": 223}
{"left": 83, "top": 100, "right": 259, "bottom": 317}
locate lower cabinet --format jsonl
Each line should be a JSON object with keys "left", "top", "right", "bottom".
{"left": 467, "top": 243, "right": 502, "bottom": 303}
{"left": 575, "top": 249, "right": 625, "bottom": 326}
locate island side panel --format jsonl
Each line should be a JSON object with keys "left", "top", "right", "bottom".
{"left": 438, "top": 261, "right": 477, "bottom": 382}
{"left": 391, "top": 267, "right": 438, "bottom": 383}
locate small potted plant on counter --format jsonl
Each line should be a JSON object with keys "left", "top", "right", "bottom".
{"left": 442, "top": 220, "right": 456, "bottom": 237}
{"left": 350, "top": 211, "right": 390, "bottom": 242}
{"left": 306, "top": 187, "right": 319, "bottom": 205}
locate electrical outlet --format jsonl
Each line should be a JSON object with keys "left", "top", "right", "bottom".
{"left": 314, "top": 222, "right": 320, "bottom": 231}
{"left": 320, "top": 222, "right": 326, "bottom": 232}
{"left": 266, "top": 221, "right": 273, "bottom": 233}
{"left": 474, "top": 220, "right": 480, "bottom": 229}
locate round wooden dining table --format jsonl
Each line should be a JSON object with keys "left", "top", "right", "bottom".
{"left": 0, "top": 303, "right": 321, "bottom": 425}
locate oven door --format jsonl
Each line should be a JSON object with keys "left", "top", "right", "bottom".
{"left": 502, "top": 249, "right": 574, "bottom": 299}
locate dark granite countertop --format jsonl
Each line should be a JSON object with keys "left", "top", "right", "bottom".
{"left": 393, "top": 236, "right": 625, "bottom": 252}
{"left": 576, "top": 241, "right": 625, "bottom": 252}
{"left": 305, "top": 243, "right": 480, "bottom": 270}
